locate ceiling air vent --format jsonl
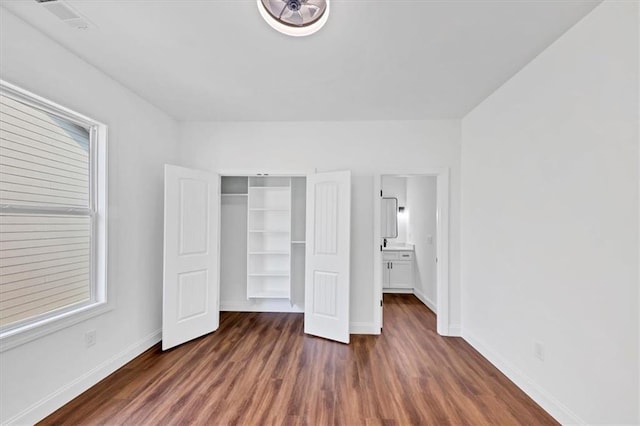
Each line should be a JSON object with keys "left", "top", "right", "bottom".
{"left": 35, "top": 0, "right": 92, "bottom": 30}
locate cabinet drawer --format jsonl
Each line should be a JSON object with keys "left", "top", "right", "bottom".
{"left": 382, "top": 251, "right": 414, "bottom": 261}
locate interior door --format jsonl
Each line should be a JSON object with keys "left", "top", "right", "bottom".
{"left": 162, "top": 165, "right": 220, "bottom": 350}
{"left": 304, "top": 170, "right": 351, "bottom": 344}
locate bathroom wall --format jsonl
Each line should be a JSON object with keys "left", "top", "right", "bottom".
{"left": 407, "top": 176, "right": 438, "bottom": 311}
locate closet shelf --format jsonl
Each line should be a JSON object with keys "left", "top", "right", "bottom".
{"left": 291, "top": 241, "right": 306, "bottom": 244}
{"left": 248, "top": 272, "right": 290, "bottom": 277}
{"left": 247, "top": 290, "right": 290, "bottom": 299}
{"left": 246, "top": 176, "right": 293, "bottom": 301}
{"left": 222, "top": 193, "right": 248, "bottom": 197}
{"left": 248, "top": 251, "right": 290, "bottom": 255}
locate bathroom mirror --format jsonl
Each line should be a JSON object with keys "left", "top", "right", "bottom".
{"left": 381, "top": 197, "right": 398, "bottom": 238}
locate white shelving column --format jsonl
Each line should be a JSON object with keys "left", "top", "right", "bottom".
{"left": 247, "top": 177, "right": 292, "bottom": 299}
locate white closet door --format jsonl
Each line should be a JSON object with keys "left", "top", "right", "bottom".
{"left": 162, "top": 165, "right": 220, "bottom": 350}
{"left": 304, "top": 170, "right": 351, "bottom": 344}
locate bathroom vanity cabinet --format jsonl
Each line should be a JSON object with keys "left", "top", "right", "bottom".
{"left": 382, "top": 250, "right": 414, "bottom": 290}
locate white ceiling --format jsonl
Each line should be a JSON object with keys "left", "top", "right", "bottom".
{"left": 1, "top": 0, "right": 600, "bottom": 121}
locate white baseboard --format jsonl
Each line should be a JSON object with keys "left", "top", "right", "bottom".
{"left": 462, "top": 330, "right": 585, "bottom": 425}
{"left": 447, "top": 324, "right": 461, "bottom": 337}
{"left": 412, "top": 288, "right": 437, "bottom": 313}
{"left": 350, "top": 321, "right": 379, "bottom": 334}
{"left": 7, "top": 329, "right": 162, "bottom": 425}
{"left": 221, "top": 300, "right": 304, "bottom": 313}
{"left": 383, "top": 288, "right": 412, "bottom": 294}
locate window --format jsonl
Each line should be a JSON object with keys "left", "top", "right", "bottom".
{"left": 0, "top": 81, "right": 107, "bottom": 346}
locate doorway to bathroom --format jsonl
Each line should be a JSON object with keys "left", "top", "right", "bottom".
{"left": 373, "top": 171, "right": 450, "bottom": 336}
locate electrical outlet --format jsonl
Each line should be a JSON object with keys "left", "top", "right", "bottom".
{"left": 534, "top": 341, "right": 544, "bottom": 361}
{"left": 85, "top": 330, "right": 96, "bottom": 348}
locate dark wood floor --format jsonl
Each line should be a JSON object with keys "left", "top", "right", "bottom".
{"left": 40, "top": 294, "right": 557, "bottom": 425}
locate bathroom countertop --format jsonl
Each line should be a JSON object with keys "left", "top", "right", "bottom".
{"left": 382, "top": 243, "right": 415, "bottom": 251}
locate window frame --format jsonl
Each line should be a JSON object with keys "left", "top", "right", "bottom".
{"left": 0, "top": 80, "right": 110, "bottom": 351}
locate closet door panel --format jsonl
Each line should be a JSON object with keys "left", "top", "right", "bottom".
{"left": 163, "top": 165, "right": 220, "bottom": 350}
{"left": 304, "top": 170, "right": 351, "bottom": 344}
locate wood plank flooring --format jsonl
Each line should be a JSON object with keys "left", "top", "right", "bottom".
{"left": 40, "top": 294, "right": 557, "bottom": 425}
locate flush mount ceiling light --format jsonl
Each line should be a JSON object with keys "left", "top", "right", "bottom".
{"left": 257, "top": 0, "right": 329, "bottom": 37}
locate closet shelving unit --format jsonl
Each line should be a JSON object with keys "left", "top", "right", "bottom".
{"left": 247, "top": 177, "right": 292, "bottom": 299}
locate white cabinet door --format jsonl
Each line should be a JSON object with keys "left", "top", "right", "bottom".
{"left": 304, "top": 170, "right": 351, "bottom": 344}
{"left": 162, "top": 165, "right": 220, "bottom": 350}
{"left": 382, "top": 262, "right": 389, "bottom": 288}
{"left": 389, "top": 261, "right": 412, "bottom": 289}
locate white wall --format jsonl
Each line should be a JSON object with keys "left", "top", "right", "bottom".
{"left": 178, "top": 120, "right": 461, "bottom": 331}
{"left": 381, "top": 176, "right": 408, "bottom": 242}
{"left": 461, "top": 1, "right": 639, "bottom": 424}
{"left": 407, "top": 176, "right": 437, "bottom": 310}
{"left": 0, "top": 9, "right": 178, "bottom": 424}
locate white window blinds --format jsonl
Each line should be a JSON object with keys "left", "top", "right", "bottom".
{"left": 0, "top": 93, "right": 93, "bottom": 329}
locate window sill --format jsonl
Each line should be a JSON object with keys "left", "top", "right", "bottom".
{"left": 0, "top": 301, "right": 114, "bottom": 353}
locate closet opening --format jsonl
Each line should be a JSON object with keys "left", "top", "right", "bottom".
{"left": 220, "top": 175, "right": 307, "bottom": 313}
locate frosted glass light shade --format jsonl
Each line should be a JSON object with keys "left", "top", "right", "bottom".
{"left": 257, "top": 0, "right": 329, "bottom": 37}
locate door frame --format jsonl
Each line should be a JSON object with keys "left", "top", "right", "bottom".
{"left": 373, "top": 169, "right": 450, "bottom": 336}
{"left": 218, "top": 169, "right": 311, "bottom": 177}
